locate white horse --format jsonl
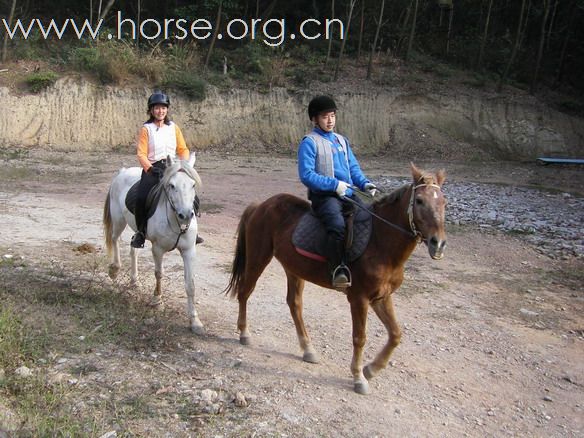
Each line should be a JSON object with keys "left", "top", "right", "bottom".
{"left": 102, "top": 155, "right": 205, "bottom": 334}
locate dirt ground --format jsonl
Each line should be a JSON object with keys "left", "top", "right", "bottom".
{"left": 1, "top": 149, "right": 583, "bottom": 437}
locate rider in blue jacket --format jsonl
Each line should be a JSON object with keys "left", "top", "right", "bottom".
{"left": 298, "top": 95, "right": 377, "bottom": 288}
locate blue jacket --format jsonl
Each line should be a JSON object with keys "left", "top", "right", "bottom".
{"left": 298, "top": 128, "right": 369, "bottom": 197}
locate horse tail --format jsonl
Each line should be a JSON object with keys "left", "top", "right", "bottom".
{"left": 224, "top": 203, "right": 258, "bottom": 298}
{"left": 103, "top": 189, "right": 113, "bottom": 257}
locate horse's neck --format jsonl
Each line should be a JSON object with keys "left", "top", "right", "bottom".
{"left": 371, "top": 191, "right": 417, "bottom": 266}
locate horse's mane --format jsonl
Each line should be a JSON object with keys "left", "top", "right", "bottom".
{"left": 371, "top": 169, "right": 443, "bottom": 208}
{"left": 161, "top": 159, "right": 202, "bottom": 188}
{"left": 371, "top": 184, "right": 409, "bottom": 207}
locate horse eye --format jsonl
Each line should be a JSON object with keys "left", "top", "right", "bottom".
{"left": 415, "top": 198, "right": 423, "bottom": 205}
{"left": 169, "top": 183, "right": 175, "bottom": 190}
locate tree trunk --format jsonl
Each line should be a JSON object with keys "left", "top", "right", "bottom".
{"left": 357, "top": 0, "right": 365, "bottom": 61}
{"left": 396, "top": 3, "right": 412, "bottom": 56}
{"left": 136, "top": 0, "right": 141, "bottom": 48}
{"left": 405, "top": 0, "right": 419, "bottom": 62}
{"left": 326, "top": 0, "right": 335, "bottom": 66}
{"left": 477, "top": 0, "right": 493, "bottom": 69}
{"left": 97, "top": 0, "right": 115, "bottom": 23}
{"left": 204, "top": 0, "right": 223, "bottom": 71}
{"left": 333, "top": 0, "right": 357, "bottom": 81}
{"left": 367, "top": 0, "right": 386, "bottom": 80}
{"left": 555, "top": 0, "right": 576, "bottom": 85}
{"left": 546, "top": 0, "right": 558, "bottom": 50}
{"left": 445, "top": 4, "right": 454, "bottom": 56}
{"left": 2, "top": 0, "right": 18, "bottom": 63}
{"left": 497, "top": 0, "right": 526, "bottom": 91}
{"left": 530, "top": 0, "right": 551, "bottom": 93}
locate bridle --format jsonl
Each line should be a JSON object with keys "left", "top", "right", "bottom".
{"left": 162, "top": 170, "right": 198, "bottom": 251}
{"left": 407, "top": 182, "right": 442, "bottom": 242}
{"left": 345, "top": 181, "right": 443, "bottom": 243}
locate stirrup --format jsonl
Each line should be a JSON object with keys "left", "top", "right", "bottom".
{"left": 332, "top": 264, "right": 352, "bottom": 288}
{"left": 131, "top": 232, "right": 145, "bottom": 249}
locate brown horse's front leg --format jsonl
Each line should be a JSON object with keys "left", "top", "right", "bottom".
{"left": 285, "top": 272, "right": 318, "bottom": 363}
{"left": 349, "top": 295, "right": 370, "bottom": 395}
{"left": 238, "top": 301, "right": 251, "bottom": 345}
{"left": 364, "top": 294, "right": 402, "bottom": 380}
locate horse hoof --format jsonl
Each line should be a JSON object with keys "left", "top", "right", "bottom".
{"left": 354, "top": 381, "right": 370, "bottom": 395}
{"left": 108, "top": 265, "right": 119, "bottom": 279}
{"left": 240, "top": 335, "right": 251, "bottom": 346}
{"left": 150, "top": 296, "right": 163, "bottom": 307}
{"left": 191, "top": 324, "right": 205, "bottom": 335}
{"left": 303, "top": 351, "right": 319, "bottom": 364}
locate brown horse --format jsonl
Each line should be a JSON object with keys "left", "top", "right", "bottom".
{"left": 225, "top": 164, "right": 447, "bottom": 394}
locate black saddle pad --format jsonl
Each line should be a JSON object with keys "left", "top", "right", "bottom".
{"left": 125, "top": 181, "right": 163, "bottom": 220}
{"left": 292, "top": 204, "right": 373, "bottom": 263}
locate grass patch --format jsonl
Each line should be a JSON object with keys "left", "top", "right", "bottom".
{"left": 25, "top": 70, "right": 59, "bottom": 93}
{"left": 0, "top": 258, "right": 179, "bottom": 435}
{"left": 3, "top": 166, "right": 33, "bottom": 181}
{"left": 0, "top": 147, "right": 29, "bottom": 160}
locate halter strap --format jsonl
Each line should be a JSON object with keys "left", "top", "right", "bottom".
{"left": 163, "top": 185, "right": 191, "bottom": 251}
{"left": 407, "top": 182, "right": 442, "bottom": 241}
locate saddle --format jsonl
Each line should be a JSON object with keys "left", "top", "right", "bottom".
{"left": 292, "top": 203, "right": 373, "bottom": 263}
{"left": 125, "top": 181, "right": 163, "bottom": 220}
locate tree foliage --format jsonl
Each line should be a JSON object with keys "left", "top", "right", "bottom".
{"left": 0, "top": 0, "right": 582, "bottom": 95}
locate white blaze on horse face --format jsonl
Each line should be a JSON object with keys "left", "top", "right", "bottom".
{"left": 433, "top": 191, "right": 438, "bottom": 199}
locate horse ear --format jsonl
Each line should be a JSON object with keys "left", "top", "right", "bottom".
{"left": 410, "top": 162, "right": 422, "bottom": 182}
{"left": 436, "top": 169, "right": 446, "bottom": 186}
{"left": 167, "top": 155, "right": 173, "bottom": 166}
{"left": 188, "top": 151, "right": 196, "bottom": 167}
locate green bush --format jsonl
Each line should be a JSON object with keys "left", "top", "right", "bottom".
{"left": 24, "top": 71, "right": 59, "bottom": 93}
{"left": 163, "top": 72, "right": 206, "bottom": 100}
{"left": 70, "top": 42, "right": 164, "bottom": 84}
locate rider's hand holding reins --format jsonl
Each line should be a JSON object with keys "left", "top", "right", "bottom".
{"left": 364, "top": 182, "right": 377, "bottom": 197}
{"left": 336, "top": 180, "right": 349, "bottom": 197}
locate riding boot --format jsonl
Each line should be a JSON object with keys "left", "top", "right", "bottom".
{"left": 131, "top": 200, "right": 147, "bottom": 249}
{"left": 325, "top": 235, "right": 351, "bottom": 289}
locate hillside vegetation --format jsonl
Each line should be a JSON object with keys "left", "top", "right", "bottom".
{"left": 1, "top": 0, "right": 583, "bottom": 115}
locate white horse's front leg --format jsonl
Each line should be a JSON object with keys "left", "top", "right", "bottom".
{"left": 108, "top": 236, "right": 121, "bottom": 279}
{"left": 129, "top": 246, "right": 138, "bottom": 286}
{"left": 180, "top": 245, "right": 204, "bottom": 335}
{"left": 151, "top": 245, "right": 164, "bottom": 307}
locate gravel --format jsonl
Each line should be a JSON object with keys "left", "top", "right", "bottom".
{"left": 378, "top": 177, "right": 584, "bottom": 259}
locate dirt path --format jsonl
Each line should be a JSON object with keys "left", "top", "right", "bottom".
{"left": 0, "top": 150, "right": 583, "bottom": 437}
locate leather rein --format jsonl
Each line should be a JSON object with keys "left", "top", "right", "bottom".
{"left": 344, "top": 182, "right": 442, "bottom": 243}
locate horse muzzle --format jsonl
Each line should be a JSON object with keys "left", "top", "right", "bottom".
{"left": 427, "top": 236, "right": 446, "bottom": 260}
{"left": 176, "top": 208, "right": 195, "bottom": 230}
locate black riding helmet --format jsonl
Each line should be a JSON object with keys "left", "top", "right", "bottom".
{"left": 148, "top": 92, "right": 170, "bottom": 109}
{"left": 308, "top": 95, "right": 337, "bottom": 120}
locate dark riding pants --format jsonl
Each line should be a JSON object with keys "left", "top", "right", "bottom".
{"left": 310, "top": 192, "right": 360, "bottom": 272}
{"left": 135, "top": 160, "right": 166, "bottom": 234}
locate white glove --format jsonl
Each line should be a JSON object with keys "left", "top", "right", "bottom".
{"left": 335, "top": 181, "right": 350, "bottom": 197}
{"left": 364, "top": 182, "right": 378, "bottom": 197}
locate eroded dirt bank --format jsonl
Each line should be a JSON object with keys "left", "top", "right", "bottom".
{"left": 2, "top": 77, "right": 583, "bottom": 159}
